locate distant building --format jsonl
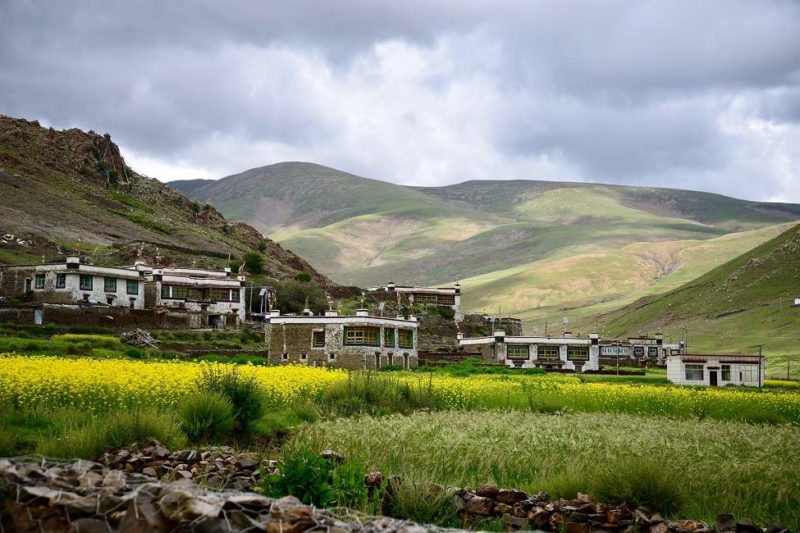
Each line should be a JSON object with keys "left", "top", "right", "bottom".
{"left": 385, "top": 281, "right": 463, "bottom": 321}
{"left": 0, "top": 256, "right": 147, "bottom": 309}
{"left": 152, "top": 267, "right": 246, "bottom": 329}
{"left": 601, "top": 334, "right": 683, "bottom": 363}
{"left": 264, "top": 309, "right": 418, "bottom": 369}
{"left": 458, "top": 330, "right": 601, "bottom": 372}
{"left": 666, "top": 354, "right": 765, "bottom": 387}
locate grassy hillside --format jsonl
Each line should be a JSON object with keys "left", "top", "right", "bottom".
{"left": 597, "top": 223, "right": 800, "bottom": 377}
{"left": 0, "top": 116, "right": 326, "bottom": 282}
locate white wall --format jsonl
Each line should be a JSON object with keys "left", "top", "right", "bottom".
{"left": 32, "top": 270, "right": 145, "bottom": 309}
{"left": 667, "top": 357, "right": 764, "bottom": 387}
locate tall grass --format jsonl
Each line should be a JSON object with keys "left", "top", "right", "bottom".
{"left": 294, "top": 410, "right": 800, "bottom": 526}
{"left": 319, "top": 372, "right": 438, "bottom": 417}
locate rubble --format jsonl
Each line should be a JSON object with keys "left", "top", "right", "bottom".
{"left": 119, "top": 328, "right": 159, "bottom": 347}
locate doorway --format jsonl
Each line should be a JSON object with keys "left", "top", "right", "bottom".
{"left": 709, "top": 370, "right": 718, "bottom": 387}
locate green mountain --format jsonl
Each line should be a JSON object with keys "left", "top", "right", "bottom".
{"left": 0, "top": 116, "right": 326, "bottom": 283}
{"left": 598, "top": 223, "right": 800, "bottom": 377}
{"left": 172, "top": 162, "right": 800, "bottom": 327}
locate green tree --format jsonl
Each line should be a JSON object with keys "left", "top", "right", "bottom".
{"left": 243, "top": 252, "right": 264, "bottom": 275}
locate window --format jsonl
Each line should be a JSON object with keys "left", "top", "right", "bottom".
{"left": 55, "top": 274, "right": 66, "bottom": 289}
{"left": 398, "top": 329, "right": 414, "bottom": 348}
{"left": 537, "top": 345, "right": 560, "bottom": 361}
{"left": 721, "top": 364, "right": 731, "bottom": 381}
{"left": 282, "top": 352, "right": 288, "bottom": 361}
{"left": 633, "top": 346, "right": 645, "bottom": 357}
{"left": 384, "top": 328, "right": 396, "bottom": 347}
{"left": 34, "top": 274, "right": 45, "bottom": 289}
{"left": 344, "top": 327, "right": 380, "bottom": 346}
{"left": 414, "top": 294, "right": 438, "bottom": 304}
{"left": 161, "top": 285, "right": 203, "bottom": 300}
{"left": 740, "top": 365, "right": 758, "bottom": 383}
{"left": 209, "top": 288, "right": 237, "bottom": 302}
{"left": 507, "top": 344, "right": 530, "bottom": 359}
{"left": 436, "top": 295, "right": 455, "bottom": 305}
{"left": 328, "top": 352, "right": 336, "bottom": 361}
{"left": 648, "top": 346, "right": 658, "bottom": 357}
{"left": 567, "top": 346, "right": 589, "bottom": 360}
{"left": 104, "top": 277, "right": 117, "bottom": 292}
{"left": 79, "top": 275, "right": 93, "bottom": 291}
{"left": 685, "top": 364, "right": 704, "bottom": 381}
{"left": 312, "top": 331, "right": 325, "bottom": 348}
{"left": 301, "top": 353, "right": 307, "bottom": 360}
{"left": 126, "top": 280, "right": 139, "bottom": 295}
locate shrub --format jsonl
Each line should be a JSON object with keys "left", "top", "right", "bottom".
{"left": 243, "top": 252, "right": 264, "bottom": 275}
{"left": 383, "top": 478, "right": 459, "bottom": 527}
{"left": 258, "top": 241, "right": 268, "bottom": 252}
{"left": 319, "top": 373, "right": 437, "bottom": 417}
{"left": 253, "top": 404, "right": 318, "bottom": 441}
{"left": 436, "top": 306, "right": 455, "bottom": 320}
{"left": 295, "top": 271, "right": 311, "bottom": 282}
{"left": 261, "top": 446, "right": 335, "bottom": 507}
{"left": 124, "top": 347, "right": 145, "bottom": 359}
{"left": 179, "top": 392, "right": 235, "bottom": 443}
{"left": 229, "top": 261, "right": 241, "bottom": 274}
{"left": 196, "top": 366, "right": 264, "bottom": 434}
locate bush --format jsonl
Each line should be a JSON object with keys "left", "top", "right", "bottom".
{"left": 253, "top": 404, "right": 318, "bottom": 441}
{"left": 436, "top": 306, "right": 455, "bottom": 320}
{"left": 383, "top": 478, "right": 459, "bottom": 527}
{"left": 590, "top": 455, "right": 684, "bottom": 514}
{"left": 196, "top": 366, "right": 264, "bottom": 434}
{"left": 261, "top": 446, "right": 335, "bottom": 507}
{"left": 179, "top": 392, "right": 235, "bottom": 443}
{"left": 124, "top": 347, "right": 144, "bottom": 359}
{"left": 319, "top": 373, "right": 437, "bottom": 417}
{"left": 243, "top": 252, "right": 264, "bottom": 275}
{"left": 258, "top": 241, "right": 268, "bottom": 252}
{"left": 295, "top": 271, "right": 311, "bottom": 282}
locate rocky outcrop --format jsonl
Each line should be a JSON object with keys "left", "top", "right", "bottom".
{"left": 0, "top": 458, "right": 448, "bottom": 532}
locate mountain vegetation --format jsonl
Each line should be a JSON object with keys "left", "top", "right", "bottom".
{"left": 173, "top": 162, "right": 800, "bottom": 329}
{"left": 0, "top": 116, "right": 326, "bottom": 283}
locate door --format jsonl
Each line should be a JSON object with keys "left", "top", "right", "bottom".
{"left": 709, "top": 370, "right": 718, "bottom": 387}
{"left": 34, "top": 309, "right": 43, "bottom": 325}
{"left": 25, "top": 278, "right": 32, "bottom": 292}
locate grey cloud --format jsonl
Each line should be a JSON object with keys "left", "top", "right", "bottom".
{"left": 0, "top": 0, "right": 798, "bottom": 201}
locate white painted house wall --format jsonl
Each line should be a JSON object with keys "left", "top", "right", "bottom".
{"left": 29, "top": 264, "right": 146, "bottom": 309}
{"left": 666, "top": 356, "right": 765, "bottom": 387}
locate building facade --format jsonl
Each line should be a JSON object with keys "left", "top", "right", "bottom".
{"left": 386, "top": 281, "right": 464, "bottom": 321}
{"left": 152, "top": 267, "right": 246, "bottom": 329}
{"left": 666, "top": 354, "right": 765, "bottom": 387}
{"left": 0, "top": 256, "right": 147, "bottom": 309}
{"left": 459, "top": 331, "right": 601, "bottom": 372}
{"left": 599, "top": 335, "right": 683, "bottom": 363}
{"left": 264, "top": 309, "right": 419, "bottom": 369}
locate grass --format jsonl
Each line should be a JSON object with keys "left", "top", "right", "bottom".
{"left": 292, "top": 410, "right": 800, "bottom": 526}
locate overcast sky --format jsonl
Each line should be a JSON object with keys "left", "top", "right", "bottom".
{"left": 1, "top": 1, "right": 799, "bottom": 202}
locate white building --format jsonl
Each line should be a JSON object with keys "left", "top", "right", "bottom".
{"left": 666, "top": 354, "right": 765, "bottom": 387}
{"left": 264, "top": 308, "right": 419, "bottom": 369}
{"left": 459, "top": 331, "right": 601, "bottom": 372}
{"left": 0, "top": 256, "right": 147, "bottom": 309}
{"left": 152, "top": 267, "right": 246, "bottom": 329}
{"left": 386, "top": 281, "right": 464, "bottom": 321}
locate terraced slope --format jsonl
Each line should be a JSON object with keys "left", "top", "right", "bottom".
{"left": 0, "top": 116, "right": 326, "bottom": 282}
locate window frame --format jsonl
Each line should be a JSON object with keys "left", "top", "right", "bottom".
{"left": 685, "top": 363, "right": 704, "bottom": 381}
{"left": 398, "top": 329, "right": 414, "bottom": 348}
{"left": 79, "top": 274, "right": 93, "bottom": 291}
{"left": 507, "top": 344, "right": 530, "bottom": 359}
{"left": 104, "top": 277, "right": 117, "bottom": 293}
{"left": 311, "top": 330, "right": 325, "bottom": 349}
{"left": 125, "top": 279, "right": 138, "bottom": 295}
{"left": 567, "top": 346, "right": 589, "bottom": 361}
{"left": 721, "top": 364, "right": 731, "bottom": 381}
{"left": 55, "top": 273, "right": 66, "bottom": 289}
{"left": 633, "top": 346, "right": 645, "bottom": 357}
{"left": 34, "top": 274, "right": 45, "bottom": 289}
{"left": 739, "top": 365, "right": 758, "bottom": 383}
{"left": 384, "top": 328, "right": 396, "bottom": 347}
{"left": 647, "top": 346, "right": 659, "bottom": 357}
{"left": 343, "top": 327, "right": 380, "bottom": 347}
{"left": 537, "top": 345, "right": 561, "bottom": 361}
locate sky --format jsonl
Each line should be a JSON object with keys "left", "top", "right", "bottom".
{"left": 1, "top": 1, "right": 799, "bottom": 202}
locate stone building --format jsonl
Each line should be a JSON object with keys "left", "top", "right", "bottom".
{"left": 666, "top": 353, "right": 765, "bottom": 387}
{"left": 385, "top": 281, "right": 463, "bottom": 321}
{"left": 599, "top": 334, "right": 683, "bottom": 363}
{"left": 0, "top": 256, "right": 147, "bottom": 310}
{"left": 458, "top": 330, "right": 601, "bottom": 372}
{"left": 264, "top": 309, "right": 418, "bottom": 369}
{"left": 152, "top": 267, "right": 246, "bottom": 329}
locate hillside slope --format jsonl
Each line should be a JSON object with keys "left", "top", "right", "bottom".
{"left": 0, "top": 116, "right": 326, "bottom": 282}
{"left": 598, "top": 223, "right": 800, "bottom": 376}
{"left": 172, "top": 162, "right": 800, "bottom": 328}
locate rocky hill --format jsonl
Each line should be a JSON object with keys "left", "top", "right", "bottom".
{"left": 0, "top": 116, "right": 327, "bottom": 283}
{"left": 599, "top": 223, "right": 800, "bottom": 373}
{"left": 172, "top": 162, "right": 800, "bottom": 327}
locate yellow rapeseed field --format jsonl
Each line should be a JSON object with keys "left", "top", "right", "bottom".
{"left": 1, "top": 355, "right": 799, "bottom": 423}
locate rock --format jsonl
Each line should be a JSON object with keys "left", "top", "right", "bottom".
{"left": 495, "top": 503, "right": 512, "bottom": 514}
{"left": 231, "top": 478, "right": 252, "bottom": 491}
{"left": 78, "top": 471, "right": 104, "bottom": 488}
{"left": 503, "top": 513, "right": 530, "bottom": 531}
{"left": 321, "top": 449, "right": 345, "bottom": 464}
{"left": 764, "top": 524, "right": 789, "bottom": 533}
{"left": 365, "top": 471, "right": 383, "bottom": 488}
{"left": 464, "top": 495, "right": 496, "bottom": 516}
{"left": 736, "top": 519, "right": 762, "bottom": 533}
{"left": 675, "top": 519, "right": 709, "bottom": 532}
{"left": 717, "top": 514, "right": 737, "bottom": 532}
{"left": 576, "top": 493, "right": 591, "bottom": 504}
{"left": 68, "top": 517, "right": 109, "bottom": 532}
{"left": 649, "top": 523, "right": 670, "bottom": 533}
{"left": 529, "top": 508, "right": 550, "bottom": 530}
{"left": 237, "top": 453, "right": 260, "bottom": 469}
{"left": 566, "top": 522, "right": 591, "bottom": 533}
{"left": 650, "top": 513, "right": 665, "bottom": 524}
{"left": 496, "top": 489, "right": 528, "bottom": 505}
{"left": 102, "top": 469, "right": 126, "bottom": 489}
{"left": 551, "top": 511, "right": 567, "bottom": 529}
{"left": 634, "top": 509, "right": 652, "bottom": 525}
{"left": 142, "top": 466, "right": 157, "bottom": 477}
{"left": 476, "top": 483, "right": 499, "bottom": 498}
{"left": 570, "top": 512, "right": 589, "bottom": 523}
